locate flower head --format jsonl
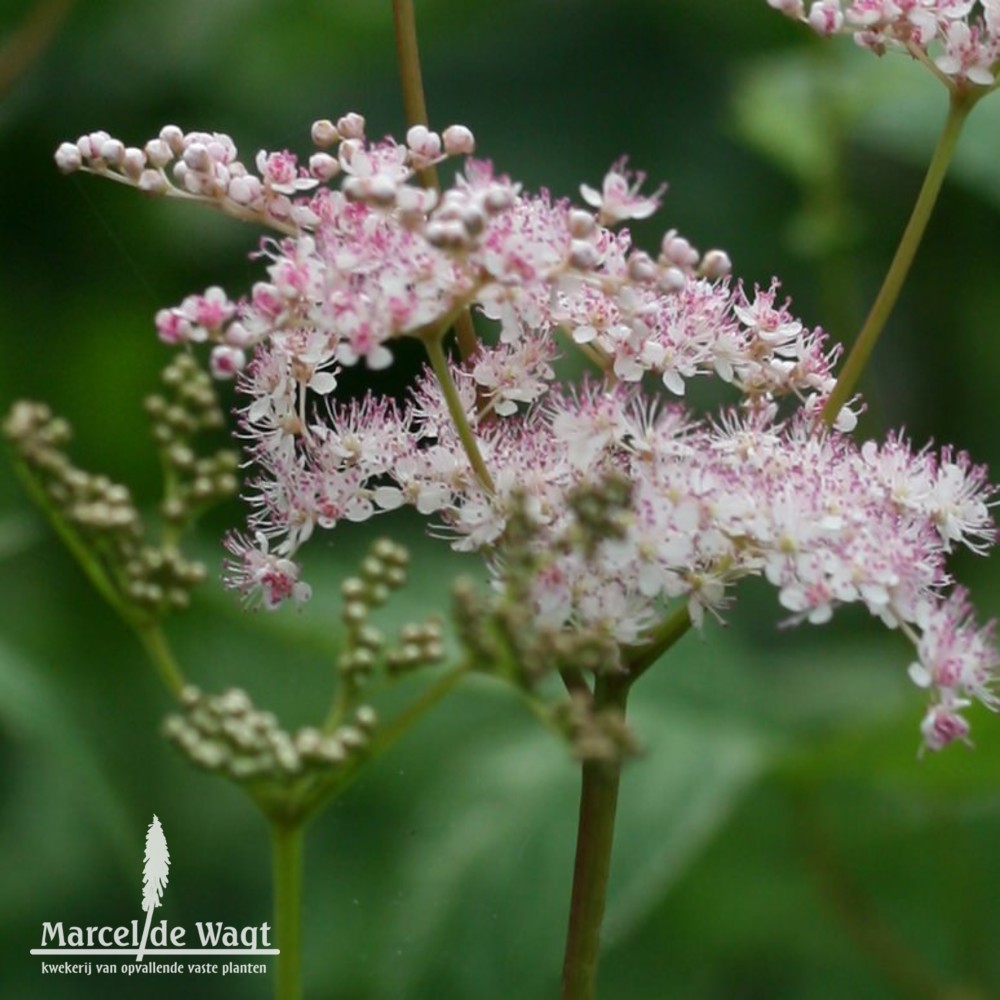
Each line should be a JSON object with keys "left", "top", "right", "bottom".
{"left": 769, "top": 0, "right": 1000, "bottom": 89}
{"left": 58, "top": 113, "right": 999, "bottom": 749}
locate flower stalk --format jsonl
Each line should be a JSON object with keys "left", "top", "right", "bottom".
{"left": 423, "top": 332, "right": 496, "bottom": 493}
{"left": 560, "top": 674, "right": 631, "bottom": 1000}
{"left": 271, "top": 819, "right": 304, "bottom": 1000}
{"left": 392, "top": 0, "right": 434, "bottom": 187}
{"left": 392, "top": 0, "right": 480, "bottom": 362}
{"left": 135, "top": 623, "right": 186, "bottom": 698}
{"left": 821, "top": 89, "right": 977, "bottom": 425}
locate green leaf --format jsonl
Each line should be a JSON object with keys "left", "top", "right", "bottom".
{"left": 0, "top": 639, "right": 135, "bottom": 911}
{"left": 857, "top": 77, "right": 1000, "bottom": 211}
{"left": 782, "top": 697, "right": 1000, "bottom": 796}
{"left": 0, "top": 510, "right": 41, "bottom": 562}
{"left": 731, "top": 48, "right": 872, "bottom": 185}
{"left": 603, "top": 699, "right": 774, "bottom": 945}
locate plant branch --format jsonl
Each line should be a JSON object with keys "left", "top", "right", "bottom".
{"left": 423, "top": 333, "right": 495, "bottom": 492}
{"left": 392, "top": 0, "right": 480, "bottom": 362}
{"left": 392, "top": 0, "right": 435, "bottom": 188}
{"left": 10, "top": 456, "right": 133, "bottom": 621}
{"left": 135, "top": 624, "right": 186, "bottom": 698}
{"left": 625, "top": 603, "right": 692, "bottom": 682}
{"left": 820, "top": 90, "right": 976, "bottom": 425}
{"left": 297, "top": 663, "right": 468, "bottom": 820}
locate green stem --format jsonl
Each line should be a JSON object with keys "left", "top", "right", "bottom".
{"left": 302, "top": 664, "right": 467, "bottom": 818}
{"left": 271, "top": 820, "right": 304, "bottom": 1000}
{"left": 423, "top": 334, "right": 495, "bottom": 492}
{"left": 821, "top": 91, "right": 975, "bottom": 426}
{"left": 392, "top": 0, "right": 480, "bottom": 362}
{"left": 11, "top": 455, "right": 132, "bottom": 621}
{"left": 392, "top": 0, "right": 436, "bottom": 189}
{"left": 625, "top": 603, "right": 692, "bottom": 683}
{"left": 12, "top": 453, "right": 188, "bottom": 698}
{"left": 135, "top": 624, "right": 186, "bottom": 698}
{"left": 560, "top": 675, "right": 630, "bottom": 1000}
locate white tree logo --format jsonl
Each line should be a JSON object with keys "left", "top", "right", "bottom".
{"left": 136, "top": 815, "right": 170, "bottom": 961}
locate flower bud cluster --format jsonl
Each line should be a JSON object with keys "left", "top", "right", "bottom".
{"left": 452, "top": 482, "right": 641, "bottom": 763}
{"left": 164, "top": 685, "right": 377, "bottom": 787}
{"left": 453, "top": 482, "right": 629, "bottom": 688}
{"left": 768, "top": 1, "right": 1000, "bottom": 88}
{"left": 145, "top": 353, "right": 239, "bottom": 527}
{"left": 3, "top": 401, "right": 205, "bottom": 617}
{"left": 338, "top": 538, "right": 445, "bottom": 683}
{"left": 554, "top": 691, "right": 641, "bottom": 766}
{"left": 54, "top": 114, "right": 473, "bottom": 236}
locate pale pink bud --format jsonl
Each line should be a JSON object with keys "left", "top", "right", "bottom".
{"left": 159, "top": 125, "right": 185, "bottom": 156}
{"left": 85, "top": 131, "right": 111, "bottom": 159}
{"left": 311, "top": 119, "right": 340, "bottom": 147}
{"left": 308, "top": 152, "right": 339, "bottom": 181}
{"left": 627, "top": 251, "right": 657, "bottom": 283}
{"left": 137, "top": 169, "right": 167, "bottom": 194}
{"left": 484, "top": 184, "right": 514, "bottom": 214}
{"left": 338, "top": 138, "right": 361, "bottom": 168}
{"left": 224, "top": 321, "right": 254, "bottom": 348}
{"left": 144, "top": 138, "right": 173, "bottom": 167}
{"left": 807, "top": 1, "right": 843, "bottom": 34}
{"left": 99, "top": 138, "right": 125, "bottom": 167}
{"left": 336, "top": 113, "right": 366, "bottom": 139}
{"left": 227, "top": 174, "right": 263, "bottom": 205}
{"left": 406, "top": 125, "right": 442, "bottom": 160}
{"left": 661, "top": 231, "right": 699, "bottom": 269}
{"left": 155, "top": 308, "right": 191, "bottom": 344}
{"left": 54, "top": 142, "right": 82, "bottom": 173}
{"left": 122, "top": 147, "right": 146, "bottom": 181}
{"left": 699, "top": 249, "right": 732, "bottom": 280}
{"left": 425, "top": 218, "right": 468, "bottom": 249}
{"left": 767, "top": 0, "right": 805, "bottom": 15}
{"left": 568, "top": 209, "right": 596, "bottom": 238}
{"left": 210, "top": 345, "right": 246, "bottom": 379}
{"left": 459, "top": 206, "right": 485, "bottom": 237}
{"left": 183, "top": 143, "right": 212, "bottom": 172}
{"left": 569, "top": 240, "right": 600, "bottom": 271}
{"left": 341, "top": 176, "right": 366, "bottom": 200}
{"left": 658, "top": 267, "right": 687, "bottom": 294}
{"left": 395, "top": 185, "right": 437, "bottom": 215}
{"left": 442, "top": 124, "right": 475, "bottom": 156}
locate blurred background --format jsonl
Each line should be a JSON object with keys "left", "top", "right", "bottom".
{"left": 2, "top": 1, "right": 1000, "bottom": 997}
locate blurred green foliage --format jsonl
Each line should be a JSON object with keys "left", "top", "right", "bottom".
{"left": 2, "top": 1, "right": 1000, "bottom": 998}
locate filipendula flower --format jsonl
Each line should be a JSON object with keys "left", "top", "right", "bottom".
{"left": 57, "top": 114, "right": 998, "bottom": 751}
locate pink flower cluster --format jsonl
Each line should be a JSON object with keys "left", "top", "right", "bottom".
{"left": 55, "top": 115, "right": 998, "bottom": 750}
{"left": 768, "top": 0, "right": 1000, "bottom": 87}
